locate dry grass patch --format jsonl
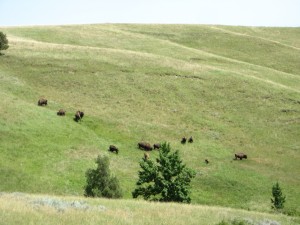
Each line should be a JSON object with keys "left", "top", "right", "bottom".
{"left": 0, "top": 193, "right": 299, "bottom": 225}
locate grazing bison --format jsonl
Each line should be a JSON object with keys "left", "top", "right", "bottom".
{"left": 74, "top": 111, "right": 84, "bottom": 122}
{"left": 138, "top": 142, "right": 153, "bottom": 151}
{"left": 181, "top": 137, "right": 187, "bottom": 144}
{"left": 153, "top": 143, "right": 161, "bottom": 150}
{"left": 57, "top": 109, "right": 66, "bottom": 116}
{"left": 144, "top": 152, "right": 150, "bottom": 161}
{"left": 235, "top": 153, "right": 247, "bottom": 160}
{"left": 188, "top": 136, "right": 193, "bottom": 143}
{"left": 79, "top": 111, "right": 84, "bottom": 119}
{"left": 109, "top": 145, "right": 119, "bottom": 154}
{"left": 38, "top": 98, "right": 47, "bottom": 106}
{"left": 205, "top": 159, "right": 209, "bottom": 164}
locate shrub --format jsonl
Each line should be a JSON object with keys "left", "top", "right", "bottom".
{"left": 0, "top": 32, "right": 9, "bottom": 54}
{"left": 84, "top": 155, "right": 122, "bottom": 198}
{"left": 271, "top": 182, "right": 286, "bottom": 211}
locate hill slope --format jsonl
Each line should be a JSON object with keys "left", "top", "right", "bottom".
{"left": 0, "top": 24, "right": 299, "bottom": 215}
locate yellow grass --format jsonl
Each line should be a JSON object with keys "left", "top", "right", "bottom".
{"left": 0, "top": 193, "right": 298, "bottom": 225}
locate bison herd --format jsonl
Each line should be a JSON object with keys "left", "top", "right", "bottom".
{"left": 181, "top": 136, "right": 193, "bottom": 144}
{"left": 37, "top": 98, "right": 248, "bottom": 163}
{"left": 37, "top": 98, "right": 84, "bottom": 122}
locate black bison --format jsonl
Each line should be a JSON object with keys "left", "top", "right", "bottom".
{"left": 38, "top": 98, "right": 47, "bottom": 106}
{"left": 109, "top": 145, "right": 119, "bottom": 154}
{"left": 188, "top": 136, "right": 193, "bottom": 143}
{"left": 205, "top": 159, "right": 209, "bottom": 164}
{"left": 144, "top": 152, "right": 150, "bottom": 161}
{"left": 80, "top": 111, "right": 84, "bottom": 118}
{"left": 74, "top": 111, "right": 84, "bottom": 122}
{"left": 153, "top": 143, "right": 161, "bottom": 150}
{"left": 181, "top": 137, "right": 187, "bottom": 144}
{"left": 57, "top": 109, "right": 66, "bottom": 116}
{"left": 138, "top": 142, "right": 153, "bottom": 151}
{"left": 235, "top": 153, "right": 247, "bottom": 160}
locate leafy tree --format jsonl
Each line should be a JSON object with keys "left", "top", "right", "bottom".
{"left": 132, "top": 142, "right": 196, "bottom": 203}
{"left": 271, "top": 182, "right": 286, "bottom": 210}
{"left": 84, "top": 155, "right": 122, "bottom": 198}
{"left": 0, "top": 32, "right": 9, "bottom": 54}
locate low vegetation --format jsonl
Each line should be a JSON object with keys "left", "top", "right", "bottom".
{"left": 0, "top": 193, "right": 299, "bottom": 225}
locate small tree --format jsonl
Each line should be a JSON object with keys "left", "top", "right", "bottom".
{"left": 84, "top": 155, "right": 122, "bottom": 198}
{"left": 0, "top": 32, "right": 9, "bottom": 55}
{"left": 271, "top": 182, "right": 286, "bottom": 211}
{"left": 132, "top": 142, "right": 196, "bottom": 203}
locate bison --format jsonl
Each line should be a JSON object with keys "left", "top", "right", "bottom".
{"left": 235, "top": 153, "right": 247, "bottom": 160}
{"left": 38, "top": 98, "right": 47, "bottom": 106}
{"left": 79, "top": 111, "right": 84, "bottom": 119}
{"left": 153, "top": 143, "right": 161, "bottom": 150}
{"left": 205, "top": 159, "right": 209, "bottom": 164}
{"left": 74, "top": 111, "right": 84, "bottom": 122}
{"left": 144, "top": 152, "right": 150, "bottom": 161}
{"left": 109, "top": 145, "right": 119, "bottom": 154}
{"left": 138, "top": 142, "right": 153, "bottom": 151}
{"left": 188, "top": 136, "right": 193, "bottom": 143}
{"left": 181, "top": 137, "right": 187, "bottom": 144}
{"left": 57, "top": 109, "right": 66, "bottom": 116}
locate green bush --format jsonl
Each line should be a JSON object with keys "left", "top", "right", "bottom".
{"left": 0, "top": 31, "right": 9, "bottom": 54}
{"left": 132, "top": 142, "right": 196, "bottom": 203}
{"left": 271, "top": 182, "right": 286, "bottom": 211}
{"left": 84, "top": 155, "right": 122, "bottom": 198}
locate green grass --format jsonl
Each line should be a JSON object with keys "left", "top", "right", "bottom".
{"left": 0, "top": 24, "right": 299, "bottom": 217}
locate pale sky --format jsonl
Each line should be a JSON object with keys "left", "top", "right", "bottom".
{"left": 0, "top": 0, "right": 299, "bottom": 27}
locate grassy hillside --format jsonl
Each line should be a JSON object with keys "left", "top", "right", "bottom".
{"left": 0, "top": 24, "right": 299, "bottom": 216}
{"left": 1, "top": 192, "right": 299, "bottom": 225}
